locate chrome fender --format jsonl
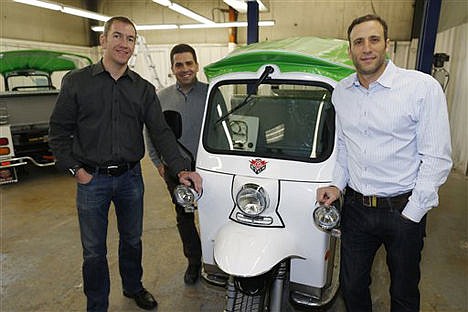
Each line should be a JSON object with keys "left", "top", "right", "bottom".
{"left": 214, "top": 222, "right": 303, "bottom": 277}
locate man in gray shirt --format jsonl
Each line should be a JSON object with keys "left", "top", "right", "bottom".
{"left": 145, "top": 44, "right": 208, "bottom": 285}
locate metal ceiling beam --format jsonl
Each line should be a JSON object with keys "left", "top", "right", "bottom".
{"left": 247, "top": 0, "right": 259, "bottom": 44}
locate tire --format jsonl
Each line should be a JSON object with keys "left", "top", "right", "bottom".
{"left": 225, "top": 276, "right": 267, "bottom": 312}
{"left": 231, "top": 290, "right": 266, "bottom": 312}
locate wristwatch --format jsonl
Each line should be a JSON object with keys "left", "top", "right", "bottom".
{"left": 68, "top": 164, "right": 82, "bottom": 176}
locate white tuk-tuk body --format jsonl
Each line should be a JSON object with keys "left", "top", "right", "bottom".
{"left": 196, "top": 37, "right": 355, "bottom": 307}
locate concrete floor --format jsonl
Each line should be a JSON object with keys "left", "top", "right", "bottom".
{"left": 1, "top": 156, "right": 467, "bottom": 312}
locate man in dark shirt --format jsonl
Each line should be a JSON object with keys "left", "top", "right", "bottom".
{"left": 49, "top": 16, "right": 202, "bottom": 312}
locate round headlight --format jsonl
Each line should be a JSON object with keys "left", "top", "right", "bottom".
{"left": 174, "top": 185, "right": 200, "bottom": 213}
{"left": 236, "top": 183, "right": 269, "bottom": 216}
{"left": 313, "top": 204, "right": 340, "bottom": 231}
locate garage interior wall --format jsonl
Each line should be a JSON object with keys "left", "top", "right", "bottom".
{"left": 0, "top": 0, "right": 466, "bottom": 173}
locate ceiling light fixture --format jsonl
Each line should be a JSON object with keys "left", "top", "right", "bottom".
{"left": 62, "top": 7, "right": 110, "bottom": 22}
{"left": 13, "top": 0, "right": 275, "bottom": 32}
{"left": 179, "top": 20, "right": 275, "bottom": 29}
{"left": 13, "top": 0, "right": 111, "bottom": 21}
{"left": 13, "top": 0, "right": 61, "bottom": 11}
{"left": 223, "top": 0, "right": 268, "bottom": 13}
{"left": 91, "top": 24, "right": 179, "bottom": 32}
{"left": 152, "top": 0, "right": 215, "bottom": 24}
{"left": 135, "top": 24, "right": 179, "bottom": 30}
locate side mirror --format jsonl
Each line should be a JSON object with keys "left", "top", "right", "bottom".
{"left": 163, "top": 110, "right": 194, "bottom": 170}
{"left": 164, "top": 110, "right": 182, "bottom": 139}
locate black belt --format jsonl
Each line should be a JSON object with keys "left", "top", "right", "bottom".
{"left": 82, "top": 162, "right": 137, "bottom": 177}
{"left": 345, "top": 187, "right": 411, "bottom": 209}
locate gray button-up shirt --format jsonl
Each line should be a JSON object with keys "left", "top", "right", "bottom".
{"left": 145, "top": 80, "right": 208, "bottom": 168}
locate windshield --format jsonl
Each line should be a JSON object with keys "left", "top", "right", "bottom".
{"left": 6, "top": 72, "right": 54, "bottom": 91}
{"left": 203, "top": 80, "right": 335, "bottom": 162}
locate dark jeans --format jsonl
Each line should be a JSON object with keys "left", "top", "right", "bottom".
{"left": 340, "top": 190, "right": 426, "bottom": 312}
{"left": 76, "top": 164, "right": 144, "bottom": 312}
{"left": 164, "top": 167, "right": 202, "bottom": 265}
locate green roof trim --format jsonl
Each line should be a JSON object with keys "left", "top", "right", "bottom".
{"left": 204, "top": 36, "right": 355, "bottom": 82}
{"left": 0, "top": 49, "right": 92, "bottom": 76}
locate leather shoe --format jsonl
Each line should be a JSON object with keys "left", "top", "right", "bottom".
{"left": 123, "top": 288, "right": 158, "bottom": 310}
{"left": 184, "top": 263, "right": 201, "bottom": 285}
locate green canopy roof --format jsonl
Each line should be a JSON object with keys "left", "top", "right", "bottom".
{"left": 204, "top": 36, "right": 355, "bottom": 82}
{"left": 0, "top": 49, "right": 92, "bottom": 76}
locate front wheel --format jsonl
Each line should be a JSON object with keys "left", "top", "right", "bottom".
{"left": 224, "top": 261, "right": 293, "bottom": 312}
{"left": 224, "top": 276, "right": 267, "bottom": 312}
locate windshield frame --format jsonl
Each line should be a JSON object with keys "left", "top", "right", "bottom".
{"left": 202, "top": 78, "right": 336, "bottom": 163}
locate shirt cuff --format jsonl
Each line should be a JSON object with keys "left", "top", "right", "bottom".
{"left": 401, "top": 199, "right": 428, "bottom": 223}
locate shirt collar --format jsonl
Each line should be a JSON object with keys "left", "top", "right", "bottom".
{"left": 91, "top": 61, "right": 105, "bottom": 76}
{"left": 176, "top": 79, "right": 199, "bottom": 93}
{"left": 374, "top": 59, "right": 395, "bottom": 88}
{"left": 346, "top": 59, "right": 395, "bottom": 89}
{"left": 91, "top": 59, "right": 136, "bottom": 81}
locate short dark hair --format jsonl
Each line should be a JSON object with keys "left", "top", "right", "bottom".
{"left": 170, "top": 44, "right": 198, "bottom": 66}
{"left": 347, "top": 14, "right": 388, "bottom": 42}
{"left": 103, "top": 16, "right": 137, "bottom": 37}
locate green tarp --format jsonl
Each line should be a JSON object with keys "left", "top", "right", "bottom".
{"left": 0, "top": 49, "right": 92, "bottom": 76}
{"left": 204, "top": 36, "right": 355, "bottom": 82}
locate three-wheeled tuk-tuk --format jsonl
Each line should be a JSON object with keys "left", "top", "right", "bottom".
{"left": 175, "top": 37, "right": 355, "bottom": 311}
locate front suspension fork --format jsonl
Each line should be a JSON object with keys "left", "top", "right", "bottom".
{"left": 269, "top": 261, "right": 288, "bottom": 312}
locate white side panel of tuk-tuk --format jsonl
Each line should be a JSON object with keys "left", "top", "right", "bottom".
{"left": 197, "top": 169, "right": 235, "bottom": 266}
{"left": 280, "top": 181, "right": 332, "bottom": 287}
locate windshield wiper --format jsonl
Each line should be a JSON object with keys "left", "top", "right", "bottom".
{"left": 216, "top": 66, "right": 274, "bottom": 124}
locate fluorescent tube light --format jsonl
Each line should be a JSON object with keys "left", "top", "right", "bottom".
{"left": 170, "top": 3, "right": 215, "bottom": 24}
{"left": 180, "top": 20, "right": 275, "bottom": 29}
{"left": 152, "top": 0, "right": 171, "bottom": 6}
{"left": 223, "top": 0, "right": 268, "bottom": 13}
{"left": 14, "top": 0, "right": 274, "bottom": 32}
{"left": 13, "top": 0, "right": 61, "bottom": 11}
{"left": 14, "top": 0, "right": 111, "bottom": 22}
{"left": 136, "top": 24, "right": 179, "bottom": 30}
{"left": 92, "top": 24, "right": 179, "bottom": 32}
{"left": 62, "top": 7, "right": 110, "bottom": 22}
{"left": 152, "top": 0, "right": 215, "bottom": 24}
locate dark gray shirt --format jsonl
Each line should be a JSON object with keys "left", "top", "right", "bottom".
{"left": 49, "top": 60, "right": 185, "bottom": 177}
{"left": 145, "top": 80, "right": 208, "bottom": 167}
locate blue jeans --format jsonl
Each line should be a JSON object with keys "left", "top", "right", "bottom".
{"left": 76, "top": 164, "right": 144, "bottom": 312}
{"left": 340, "top": 191, "right": 426, "bottom": 312}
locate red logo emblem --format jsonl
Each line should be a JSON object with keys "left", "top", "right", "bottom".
{"left": 249, "top": 158, "right": 267, "bottom": 174}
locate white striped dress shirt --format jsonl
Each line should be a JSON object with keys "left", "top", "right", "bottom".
{"left": 332, "top": 60, "right": 452, "bottom": 222}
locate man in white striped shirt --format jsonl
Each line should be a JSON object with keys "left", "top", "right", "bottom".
{"left": 317, "top": 14, "right": 452, "bottom": 312}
